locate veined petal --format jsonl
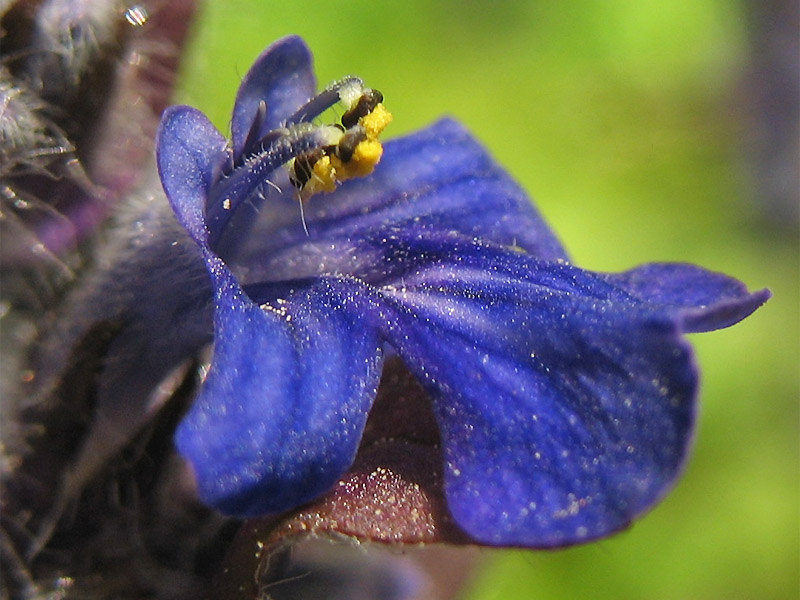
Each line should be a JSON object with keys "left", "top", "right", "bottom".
{"left": 156, "top": 105, "right": 227, "bottom": 245}
{"left": 175, "top": 257, "right": 383, "bottom": 516}
{"left": 231, "top": 36, "right": 316, "bottom": 161}
{"left": 367, "top": 233, "right": 765, "bottom": 546}
{"left": 226, "top": 119, "right": 568, "bottom": 283}
{"left": 308, "top": 118, "right": 567, "bottom": 259}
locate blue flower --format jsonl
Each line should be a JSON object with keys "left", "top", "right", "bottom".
{"left": 156, "top": 36, "right": 768, "bottom": 548}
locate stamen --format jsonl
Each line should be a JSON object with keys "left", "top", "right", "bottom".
{"left": 236, "top": 100, "right": 268, "bottom": 164}
{"left": 335, "top": 127, "right": 366, "bottom": 163}
{"left": 285, "top": 76, "right": 364, "bottom": 125}
{"left": 341, "top": 89, "right": 383, "bottom": 129}
{"left": 288, "top": 88, "right": 392, "bottom": 202}
{"left": 206, "top": 123, "right": 342, "bottom": 248}
{"left": 208, "top": 80, "right": 392, "bottom": 248}
{"left": 288, "top": 147, "right": 327, "bottom": 190}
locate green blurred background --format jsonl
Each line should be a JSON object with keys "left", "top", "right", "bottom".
{"left": 177, "top": 2, "right": 798, "bottom": 598}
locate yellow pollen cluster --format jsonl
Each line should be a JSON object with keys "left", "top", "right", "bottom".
{"left": 307, "top": 156, "right": 337, "bottom": 195}
{"left": 331, "top": 138, "right": 382, "bottom": 179}
{"left": 296, "top": 102, "right": 393, "bottom": 201}
{"left": 331, "top": 104, "right": 393, "bottom": 182}
{"left": 362, "top": 103, "right": 393, "bottom": 139}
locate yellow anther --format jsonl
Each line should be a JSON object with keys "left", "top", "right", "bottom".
{"left": 298, "top": 155, "right": 338, "bottom": 200}
{"left": 333, "top": 139, "right": 384, "bottom": 180}
{"left": 289, "top": 95, "right": 392, "bottom": 202}
{"left": 311, "top": 156, "right": 338, "bottom": 192}
{"left": 361, "top": 104, "right": 392, "bottom": 139}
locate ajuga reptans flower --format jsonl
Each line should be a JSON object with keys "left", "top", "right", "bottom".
{"left": 156, "top": 36, "right": 769, "bottom": 547}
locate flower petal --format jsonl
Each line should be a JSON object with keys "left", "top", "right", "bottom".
{"left": 366, "top": 233, "right": 766, "bottom": 546}
{"left": 175, "top": 258, "right": 383, "bottom": 516}
{"left": 601, "top": 263, "right": 772, "bottom": 332}
{"left": 231, "top": 35, "right": 316, "bottom": 161}
{"left": 156, "top": 105, "right": 227, "bottom": 245}
{"left": 227, "top": 118, "right": 568, "bottom": 283}
{"left": 311, "top": 118, "right": 567, "bottom": 259}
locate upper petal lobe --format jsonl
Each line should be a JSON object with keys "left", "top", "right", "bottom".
{"left": 231, "top": 36, "right": 316, "bottom": 161}
{"left": 156, "top": 105, "right": 227, "bottom": 245}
